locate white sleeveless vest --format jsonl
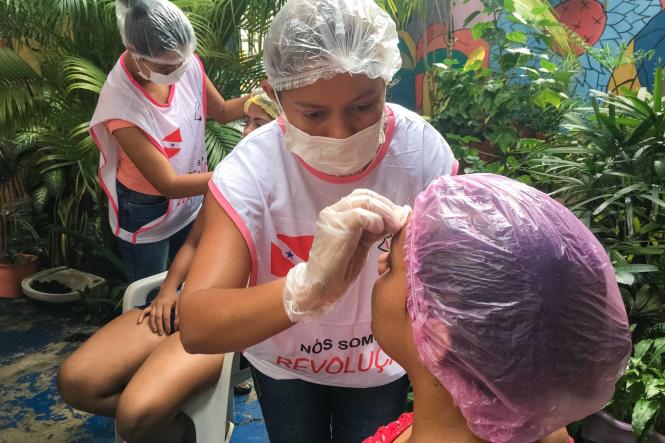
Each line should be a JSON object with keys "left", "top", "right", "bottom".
{"left": 90, "top": 53, "right": 207, "bottom": 244}
{"left": 210, "top": 104, "right": 456, "bottom": 388}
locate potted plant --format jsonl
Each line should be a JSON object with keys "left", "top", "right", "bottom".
{"left": 0, "top": 144, "right": 40, "bottom": 298}
{"left": 582, "top": 335, "right": 665, "bottom": 443}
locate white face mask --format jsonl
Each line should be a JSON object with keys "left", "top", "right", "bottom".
{"left": 275, "top": 96, "right": 386, "bottom": 176}
{"left": 135, "top": 56, "right": 188, "bottom": 85}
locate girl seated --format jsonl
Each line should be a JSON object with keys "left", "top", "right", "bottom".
{"left": 367, "top": 173, "right": 632, "bottom": 443}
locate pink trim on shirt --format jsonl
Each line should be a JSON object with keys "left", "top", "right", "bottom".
{"left": 277, "top": 106, "right": 396, "bottom": 184}
{"left": 128, "top": 131, "right": 175, "bottom": 244}
{"left": 452, "top": 158, "right": 460, "bottom": 176}
{"left": 208, "top": 181, "right": 259, "bottom": 287}
{"left": 130, "top": 201, "right": 173, "bottom": 244}
{"left": 276, "top": 117, "right": 285, "bottom": 132}
{"left": 90, "top": 126, "right": 120, "bottom": 236}
{"left": 120, "top": 52, "right": 175, "bottom": 108}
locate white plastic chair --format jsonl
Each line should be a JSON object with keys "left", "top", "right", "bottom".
{"left": 114, "top": 271, "right": 251, "bottom": 443}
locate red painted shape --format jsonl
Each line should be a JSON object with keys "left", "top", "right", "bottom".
{"left": 163, "top": 147, "right": 181, "bottom": 159}
{"left": 270, "top": 234, "right": 314, "bottom": 276}
{"left": 416, "top": 23, "right": 447, "bottom": 60}
{"left": 270, "top": 242, "right": 295, "bottom": 277}
{"left": 163, "top": 128, "right": 182, "bottom": 143}
{"left": 454, "top": 28, "right": 491, "bottom": 65}
{"left": 276, "top": 234, "right": 314, "bottom": 261}
{"left": 554, "top": 0, "right": 607, "bottom": 55}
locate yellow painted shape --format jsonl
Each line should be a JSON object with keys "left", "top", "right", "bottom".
{"left": 608, "top": 40, "right": 642, "bottom": 95}
{"left": 398, "top": 30, "right": 417, "bottom": 70}
{"left": 464, "top": 46, "right": 486, "bottom": 71}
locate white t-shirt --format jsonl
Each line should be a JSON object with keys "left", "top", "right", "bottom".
{"left": 210, "top": 103, "right": 456, "bottom": 387}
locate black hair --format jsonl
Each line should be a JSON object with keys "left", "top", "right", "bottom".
{"left": 123, "top": 0, "right": 193, "bottom": 58}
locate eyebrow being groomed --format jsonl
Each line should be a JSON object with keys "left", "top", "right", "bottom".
{"left": 378, "top": 235, "right": 392, "bottom": 253}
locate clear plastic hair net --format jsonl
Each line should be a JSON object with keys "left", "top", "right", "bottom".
{"left": 263, "top": 0, "right": 401, "bottom": 91}
{"left": 405, "top": 174, "right": 631, "bottom": 443}
{"left": 116, "top": 0, "right": 196, "bottom": 64}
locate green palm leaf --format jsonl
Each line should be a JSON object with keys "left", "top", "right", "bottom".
{"left": 205, "top": 122, "right": 241, "bottom": 170}
{"left": 64, "top": 56, "right": 107, "bottom": 95}
{"left": 32, "top": 186, "right": 49, "bottom": 213}
{"left": 55, "top": 0, "right": 91, "bottom": 16}
{"left": 376, "top": 0, "right": 428, "bottom": 31}
{"left": 0, "top": 48, "right": 43, "bottom": 129}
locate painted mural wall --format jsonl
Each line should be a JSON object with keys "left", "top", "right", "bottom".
{"left": 389, "top": 0, "right": 665, "bottom": 114}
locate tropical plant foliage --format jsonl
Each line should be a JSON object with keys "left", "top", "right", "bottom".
{"left": 430, "top": 0, "right": 578, "bottom": 175}
{"left": 529, "top": 71, "right": 665, "bottom": 313}
{"left": 522, "top": 69, "right": 665, "bottom": 440}
{"left": 0, "top": 0, "right": 284, "bottom": 273}
{"left": 607, "top": 336, "right": 665, "bottom": 441}
{"left": 428, "top": 1, "right": 665, "bottom": 437}
{"left": 2, "top": 0, "right": 664, "bottom": 429}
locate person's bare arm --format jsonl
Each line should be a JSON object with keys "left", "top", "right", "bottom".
{"left": 113, "top": 127, "right": 212, "bottom": 199}
{"left": 204, "top": 76, "right": 249, "bottom": 124}
{"left": 136, "top": 202, "right": 206, "bottom": 335}
{"left": 179, "top": 188, "right": 406, "bottom": 353}
{"left": 160, "top": 210, "right": 205, "bottom": 296}
{"left": 178, "top": 193, "right": 292, "bottom": 354}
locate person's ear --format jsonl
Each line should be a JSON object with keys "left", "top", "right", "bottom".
{"left": 262, "top": 80, "right": 276, "bottom": 101}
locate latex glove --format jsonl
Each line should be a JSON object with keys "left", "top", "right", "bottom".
{"left": 283, "top": 189, "right": 410, "bottom": 322}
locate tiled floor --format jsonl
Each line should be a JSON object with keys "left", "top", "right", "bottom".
{"left": 0, "top": 298, "right": 268, "bottom": 443}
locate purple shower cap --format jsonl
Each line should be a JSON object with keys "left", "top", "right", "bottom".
{"left": 405, "top": 174, "right": 631, "bottom": 443}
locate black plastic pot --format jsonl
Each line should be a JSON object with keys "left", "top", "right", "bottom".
{"left": 581, "top": 411, "right": 665, "bottom": 443}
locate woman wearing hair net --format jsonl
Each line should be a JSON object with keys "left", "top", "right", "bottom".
{"left": 177, "top": 0, "right": 458, "bottom": 440}
{"left": 89, "top": 0, "right": 250, "bottom": 283}
{"left": 367, "top": 174, "right": 631, "bottom": 443}
{"left": 58, "top": 1, "right": 251, "bottom": 441}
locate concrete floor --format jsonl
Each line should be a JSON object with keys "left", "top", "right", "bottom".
{"left": 0, "top": 298, "right": 268, "bottom": 443}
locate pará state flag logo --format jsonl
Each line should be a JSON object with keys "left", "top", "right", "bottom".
{"left": 270, "top": 234, "right": 314, "bottom": 277}
{"left": 162, "top": 128, "right": 182, "bottom": 159}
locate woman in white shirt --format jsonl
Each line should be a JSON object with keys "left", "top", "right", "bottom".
{"left": 178, "top": 0, "right": 458, "bottom": 441}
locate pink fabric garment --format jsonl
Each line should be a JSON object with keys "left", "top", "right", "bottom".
{"left": 362, "top": 412, "right": 413, "bottom": 443}
{"left": 404, "top": 173, "right": 631, "bottom": 443}
{"left": 362, "top": 412, "right": 578, "bottom": 443}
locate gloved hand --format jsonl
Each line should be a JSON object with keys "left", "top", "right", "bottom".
{"left": 283, "top": 189, "right": 410, "bottom": 322}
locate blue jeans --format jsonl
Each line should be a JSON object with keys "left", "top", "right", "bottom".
{"left": 116, "top": 181, "right": 192, "bottom": 283}
{"left": 251, "top": 366, "right": 409, "bottom": 443}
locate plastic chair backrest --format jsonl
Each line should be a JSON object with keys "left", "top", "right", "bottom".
{"left": 115, "top": 272, "right": 240, "bottom": 443}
